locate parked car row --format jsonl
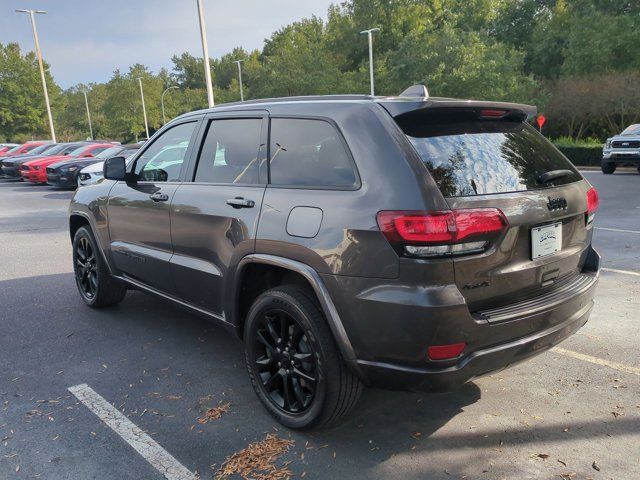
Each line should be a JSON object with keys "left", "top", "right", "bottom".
{"left": 0, "top": 140, "right": 141, "bottom": 188}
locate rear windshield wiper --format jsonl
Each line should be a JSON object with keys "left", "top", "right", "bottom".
{"left": 537, "top": 169, "right": 575, "bottom": 184}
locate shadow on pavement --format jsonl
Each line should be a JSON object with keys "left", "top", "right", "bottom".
{"left": 2, "top": 272, "right": 637, "bottom": 480}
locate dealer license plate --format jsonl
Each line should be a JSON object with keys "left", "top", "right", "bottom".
{"left": 531, "top": 222, "right": 562, "bottom": 259}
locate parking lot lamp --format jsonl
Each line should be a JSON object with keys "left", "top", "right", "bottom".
{"left": 161, "top": 86, "right": 179, "bottom": 125}
{"left": 360, "top": 27, "right": 380, "bottom": 96}
{"left": 233, "top": 59, "right": 244, "bottom": 102}
{"left": 16, "top": 9, "right": 56, "bottom": 142}
{"left": 137, "top": 78, "right": 150, "bottom": 140}
{"left": 83, "top": 89, "right": 93, "bottom": 140}
{"left": 196, "top": 0, "right": 215, "bottom": 107}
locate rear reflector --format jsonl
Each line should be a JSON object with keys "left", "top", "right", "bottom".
{"left": 377, "top": 209, "right": 508, "bottom": 257}
{"left": 428, "top": 342, "right": 467, "bottom": 360}
{"left": 586, "top": 187, "right": 599, "bottom": 224}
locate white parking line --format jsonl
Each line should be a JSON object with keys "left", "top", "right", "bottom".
{"left": 596, "top": 227, "right": 640, "bottom": 235}
{"left": 601, "top": 267, "right": 640, "bottom": 277}
{"left": 552, "top": 348, "right": 640, "bottom": 376}
{"left": 68, "top": 384, "right": 197, "bottom": 480}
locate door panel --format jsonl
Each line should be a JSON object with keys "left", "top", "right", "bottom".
{"left": 170, "top": 184, "right": 266, "bottom": 315}
{"left": 107, "top": 182, "right": 179, "bottom": 292}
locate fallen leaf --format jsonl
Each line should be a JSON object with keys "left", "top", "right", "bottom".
{"left": 532, "top": 453, "right": 550, "bottom": 460}
{"left": 197, "top": 403, "right": 230, "bottom": 424}
{"left": 214, "top": 433, "right": 293, "bottom": 480}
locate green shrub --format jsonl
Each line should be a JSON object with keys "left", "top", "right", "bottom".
{"left": 555, "top": 145, "right": 603, "bottom": 166}
{"left": 553, "top": 136, "right": 603, "bottom": 148}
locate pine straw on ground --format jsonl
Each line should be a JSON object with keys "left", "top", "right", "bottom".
{"left": 198, "top": 402, "right": 231, "bottom": 424}
{"left": 214, "top": 433, "right": 295, "bottom": 480}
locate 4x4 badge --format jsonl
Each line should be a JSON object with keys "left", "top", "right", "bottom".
{"left": 547, "top": 196, "right": 568, "bottom": 211}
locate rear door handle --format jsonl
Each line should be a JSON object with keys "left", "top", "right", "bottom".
{"left": 150, "top": 192, "right": 169, "bottom": 202}
{"left": 226, "top": 197, "right": 255, "bottom": 209}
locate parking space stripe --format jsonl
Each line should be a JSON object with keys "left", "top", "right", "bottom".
{"left": 552, "top": 348, "right": 640, "bottom": 376}
{"left": 68, "top": 384, "right": 197, "bottom": 480}
{"left": 596, "top": 227, "right": 640, "bottom": 235}
{"left": 601, "top": 267, "right": 640, "bottom": 277}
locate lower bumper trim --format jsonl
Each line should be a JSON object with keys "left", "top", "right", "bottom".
{"left": 356, "top": 301, "right": 593, "bottom": 392}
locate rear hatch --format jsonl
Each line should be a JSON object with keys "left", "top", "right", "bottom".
{"left": 390, "top": 105, "right": 596, "bottom": 312}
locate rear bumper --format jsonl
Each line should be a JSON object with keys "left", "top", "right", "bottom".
{"left": 356, "top": 298, "right": 593, "bottom": 391}
{"left": 326, "top": 247, "right": 600, "bottom": 392}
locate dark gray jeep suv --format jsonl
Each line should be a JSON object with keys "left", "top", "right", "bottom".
{"left": 69, "top": 90, "right": 600, "bottom": 429}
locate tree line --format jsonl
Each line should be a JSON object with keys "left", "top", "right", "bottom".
{"left": 1, "top": 0, "right": 639, "bottom": 143}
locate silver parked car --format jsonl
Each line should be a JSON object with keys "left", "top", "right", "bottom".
{"left": 602, "top": 124, "right": 640, "bottom": 174}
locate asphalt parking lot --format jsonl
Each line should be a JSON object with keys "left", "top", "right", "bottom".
{"left": 1, "top": 172, "right": 639, "bottom": 480}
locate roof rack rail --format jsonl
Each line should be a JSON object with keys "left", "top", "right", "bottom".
{"left": 399, "top": 85, "right": 429, "bottom": 99}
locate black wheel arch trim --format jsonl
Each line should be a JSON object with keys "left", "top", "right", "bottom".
{"left": 232, "top": 254, "right": 359, "bottom": 369}
{"left": 69, "top": 210, "right": 115, "bottom": 275}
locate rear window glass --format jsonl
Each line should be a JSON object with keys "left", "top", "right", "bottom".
{"left": 399, "top": 117, "right": 580, "bottom": 197}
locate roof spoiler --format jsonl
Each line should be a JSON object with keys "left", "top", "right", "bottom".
{"left": 382, "top": 97, "right": 537, "bottom": 122}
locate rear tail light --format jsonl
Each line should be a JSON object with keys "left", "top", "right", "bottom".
{"left": 377, "top": 209, "right": 508, "bottom": 258}
{"left": 586, "top": 187, "right": 599, "bottom": 224}
{"left": 428, "top": 342, "right": 467, "bottom": 360}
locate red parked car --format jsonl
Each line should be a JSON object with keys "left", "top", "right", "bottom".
{"left": 1, "top": 141, "right": 49, "bottom": 158}
{"left": 21, "top": 143, "right": 112, "bottom": 184}
{"left": 0, "top": 143, "right": 20, "bottom": 156}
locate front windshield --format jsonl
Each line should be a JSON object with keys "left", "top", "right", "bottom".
{"left": 94, "top": 146, "right": 123, "bottom": 159}
{"left": 26, "top": 144, "right": 53, "bottom": 155}
{"left": 6, "top": 145, "right": 24, "bottom": 154}
{"left": 67, "top": 145, "right": 91, "bottom": 157}
{"left": 621, "top": 124, "right": 640, "bottom": 136}
{"left": 39, "top": 144, "right": 67, "bottom": 155}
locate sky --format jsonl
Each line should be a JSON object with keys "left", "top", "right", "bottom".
{"left": 1, "top": 0, "right": 335, "bottom": 88}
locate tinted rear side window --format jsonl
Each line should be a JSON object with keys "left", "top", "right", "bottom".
{"left": 399, "top": 117, "right": 580, "bottom": 197}
{"left": 269, "top": 118, "right": 357, "bottom": 188}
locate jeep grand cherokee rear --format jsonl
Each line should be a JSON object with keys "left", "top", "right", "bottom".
{"left": 327, "top": 101, "right": 599, "bottom": 391}
{"left": 69, "top": 92, "right": 598, "bottom": 430}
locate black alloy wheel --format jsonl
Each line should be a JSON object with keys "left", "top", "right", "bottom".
{"left": 244, "top": 286, "right": 362, "bottom": 429}
{"left": 75, "top": 236, "right": 98, "bottom": 299}
{"left": 72, "top": 226, "right": 127, "bottom": 308}
{"left": 252, "top": 308, "right": 318, "bottom": 414}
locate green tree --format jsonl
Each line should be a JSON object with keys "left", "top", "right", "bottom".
{"left": 0, "top": 43, "right": 61, "bottom": 142}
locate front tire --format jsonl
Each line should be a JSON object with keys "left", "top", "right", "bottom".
{"left": 601, "top": 160, "right": 616, "bottom": 174}
{"left": 244, "top": 286, "right": 362, "bottom": 429}
{"left": 73, "top": 226, "right": 126, "bottom": 308}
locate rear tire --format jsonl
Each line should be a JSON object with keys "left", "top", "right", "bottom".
{"left": 601, "top": 161, "right": 616, "bottom": 174}
{"left": 73, "top": 226, "right": 126, "bottom": 308}
{"left": 244, "top": 285, "right": 362, "bottom": 429}
{"left": 637, "top": 165, "right": 640, "bottom": 175}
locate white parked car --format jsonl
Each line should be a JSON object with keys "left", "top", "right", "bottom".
{"left": 78, "top": 144, "right": 140, "bottom": 186}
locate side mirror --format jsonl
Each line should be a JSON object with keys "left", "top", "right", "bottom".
{"left": 103, "top": 156, "right": 127, "bottom": 181}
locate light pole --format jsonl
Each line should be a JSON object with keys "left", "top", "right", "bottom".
{"left": 196, "top": 0, "right": 214, "bottom": 107}
{"left": 83, "top": 89, "right": 93, "bottom": 140}
{"left": 360, "top": 27, "right": 380, "bottom": 96}
{"left": 16, "top": 9, "right": 56, "bottom": 142}
{"left": 233, "top": 59, "right": 245, "bottom": 102}
{"left": 137, "top": 78, "right": 149, "bottom": 139}
{"left": 161, "top": 86, "right": 179, "bottom": 125}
